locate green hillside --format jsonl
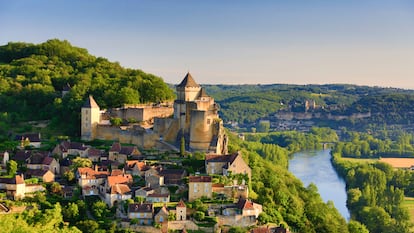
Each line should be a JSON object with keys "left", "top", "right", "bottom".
{"left": 0, "top": 39, "right": 174, "bottom": 137}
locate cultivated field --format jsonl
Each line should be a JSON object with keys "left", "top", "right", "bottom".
{"left": 379, "top": 158, "right": 414, "bottom": 169}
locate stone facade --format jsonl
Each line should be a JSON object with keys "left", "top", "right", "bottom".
{"left": 154, "top": 73, "right": 228, "bottom": 154}
{"left": 188, "top": 176, "right": 212, "bottom": 201}
{"left": 81, "top": 72, "right": 228, "bottom": 153}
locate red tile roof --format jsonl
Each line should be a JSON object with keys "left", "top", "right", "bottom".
{"left": 176, "top": 200, "right": 186, "bottom": 208}
{"left": 110, "top": 184, "right": 131, "bottom": 195}
{"left": 107, "top": 175, "right": 130, "bottom": 186}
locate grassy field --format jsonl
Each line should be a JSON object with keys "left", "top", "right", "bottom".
{"left": 340, "top": 157, "right": 378, "bottom": 164}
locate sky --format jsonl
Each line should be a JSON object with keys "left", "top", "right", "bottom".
{"left": 1, "top": 0, "right": 414, "bottom": 88}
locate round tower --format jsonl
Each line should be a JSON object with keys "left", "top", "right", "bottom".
{"left": 81, "top": 95, "right": 101, "bottom": 141}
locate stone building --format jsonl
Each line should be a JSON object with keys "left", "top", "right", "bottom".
{"left": 188, "top": 175, "right": 212, "bottom": 201}
{"left": 154, "top": 73, "right": 228, "bottom": 154}
{"left": 81, "top": 72, "right": 228, "bottom": 154}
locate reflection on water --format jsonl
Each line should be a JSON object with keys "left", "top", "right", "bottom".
{"left": 289, "top": 150, "right": 350, "bottom": 220}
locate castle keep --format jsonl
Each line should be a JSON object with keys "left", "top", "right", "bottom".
{"left": 81, "top": 73, "right": 228, "bottom": 154}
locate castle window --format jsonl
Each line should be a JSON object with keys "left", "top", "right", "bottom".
{"left": 207, "top": 119, "right": 211, "bottom": 125}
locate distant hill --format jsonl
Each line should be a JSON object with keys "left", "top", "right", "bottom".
{"left": 0, "top": 39, "right": 174, "bottom": 136}
{"left": 203, "top": 84, "right": 414, "bottom": 130}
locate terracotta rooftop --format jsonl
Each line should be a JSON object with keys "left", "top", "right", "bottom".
{"left": 107, "top": 175, "right": 131, "bottom": 186}
{"left": 188, "top": 176, "right": 212, "bottom": 183}
{"left": 126, "top": 160, "right": 147, "bottom": 170}
{"left": 77, "top": 167, "right": 109, "bottom": 179}
{"left": 176, "top": 199, "right": 186, "bottom": 208}
{"left": 236, "top": 198, "right": 255, "bottom": 210}
{"left": 177, "top": 72, "right": 200, "bottom": 88}
{"left": 110, "top": 184, "right": 131, "bottom": 195}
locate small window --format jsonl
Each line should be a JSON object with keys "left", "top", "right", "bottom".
{"left": 207, "top": 119, "right": 211, "bottom": 124}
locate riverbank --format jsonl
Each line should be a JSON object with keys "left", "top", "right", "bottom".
{"left": 289, "top": 149, "right": 350, "bottom": 220}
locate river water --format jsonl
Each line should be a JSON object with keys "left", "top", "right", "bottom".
{"left": 288, "top": 149, "right": 350, "bottom": 220}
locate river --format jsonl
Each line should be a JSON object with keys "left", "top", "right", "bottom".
{"left": 288, "top": 149, "right": 350, "bottom": 220}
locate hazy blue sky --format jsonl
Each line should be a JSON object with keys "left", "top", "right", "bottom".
{"left": 1, "top": 0, "right": 414, "bottom": 88}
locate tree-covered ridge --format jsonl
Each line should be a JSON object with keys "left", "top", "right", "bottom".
{"left": 204, "top": 84, "right": 414, "bottom": 128}
{"left": 0, "top": 39, "right": 174, "bottom": 136}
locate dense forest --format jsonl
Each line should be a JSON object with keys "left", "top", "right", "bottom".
{"left": 0, "top": 39, "right": 174, "bottom": 137}
{"left": 332, "top": 153, "right": 412, "bottom": 233}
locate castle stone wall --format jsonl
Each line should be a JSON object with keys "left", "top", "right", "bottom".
{"left": 111, "top": 106, "right": 173, "bottom": 122}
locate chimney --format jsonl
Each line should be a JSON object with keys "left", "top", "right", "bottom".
{"left": 95, "top": 164, "right": 98, "bottom": 172}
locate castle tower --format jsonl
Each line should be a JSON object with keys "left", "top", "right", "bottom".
{"left": 81, "top": 95, "right": 101, "bottom": 141}
{"left": 174, "top": 72, "right": 201, "bottom": 132}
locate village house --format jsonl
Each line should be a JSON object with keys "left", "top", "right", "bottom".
{"left": 146, "top": 193, "right": 170, "bottom": 203}
{"left": 26, "top": 152, "right": 60, "bottom": 175}
{"left": 15, "top": 133, "right": 41, "bottom": 148}
{"left": 53, "top": 141, "right": 90, "bottom": 158}
{"left": 205, "top": 151, "right": 251, "bottom": 180}
{"left": 77, "top": 167, "right": 109, "bottom": 196}
{"left": 125, "top": 160, "right": 148, "bottom": 176}
{"left": 176, "top": 200, "right": 187, "bottom": 221}
{"left": 236, "top": 198, "right": 263, "bottom": 219}
{"left": 109, "top": 142, "right": 141, "bottom": 164}
{"left": 105, "top": 183, "right": 132, "bottom": 207}
{"left": 25, "top": 169, "right": 55, "bottom": 183}
{"left": 159, "top": 169, "right": 187, "bottom": 185}
{"left": 188, "top": 176, "right": 212, "bottom": 201}
{"left": 135, "top": 186, "right": 155, "bottom": 199}
{"left": 128, "top": 203, "right": 154, "bottom": 225}
{"left": 14, "top": 150, "right": 32, "bottom": 166}
{"left": 87, "top": 148, "right": 103, "bottom": 162}
{"left": 154, "top": 205, "right": 169, "bottom": 224}
{"left": 0, "top": 175, "right": 25, "bottom": 200}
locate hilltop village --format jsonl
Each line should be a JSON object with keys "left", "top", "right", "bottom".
{"left": 0, "top": 74, "right": 284, "bottom": 233}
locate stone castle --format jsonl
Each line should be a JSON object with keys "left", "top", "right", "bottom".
{"left": 81, "top": 73, "right": 228, "bottom": 154}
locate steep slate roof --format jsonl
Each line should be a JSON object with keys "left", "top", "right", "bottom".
{"left": 206, "top": 152, "right": 239, "bottom": 164}
{"left": 177, "top": 72, "right": 200, "bottom": 88}
{"left": 83, "top": 95, "right": 99, "bottom": 108}
{"left": 129, "top": 203, "right": 153, "bottom": 213}
{"left": 0, "top": 175, "right": 24, "bottom": 184}
{"left": 198, "top": 88, "right": 209, "bottom": 97}
{"left": 109, "top": 142, "right": 122, "bottom": 152}
{"left": 156, "top": 205, "right": 169, "bottom": 216}
{"left": 15, "top": 133, "right": 41, "bottom": 142}
{"left": 42, "top": 156, "right": 55, "bottom": 165}
{"left": 25, "top": 169, "right": 50, "bottom": 177}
